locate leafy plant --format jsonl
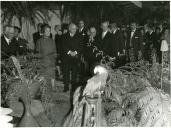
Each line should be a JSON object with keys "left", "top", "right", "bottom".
{"left": 1, "top": 1, "right": 60, "bottom": 28}
{"left": 63, "top": 60, "right": 171, "bottom": 127}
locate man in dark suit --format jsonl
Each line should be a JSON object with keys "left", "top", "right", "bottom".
{"left": 54, "top": 25, "right": 63, "bottom": 55}
{"left": 154, "top": 27, "right": 162, "bottom": 63}
{"left": 84, "top": 26, "right": 98, "bottom": 77}
{"left": 142, "top": 24, "right": 150, "bottom": 60}
{"left": 62, "top": 23, "right": 82, "bottom": 93}
{"left": 1, "top": 25, "right": 19, "bottom": 60}
{"left": 13, "top": 26, "right": 28, "bottom": 55}
{"left": 110, "top": 22, "right": 125, "bottom": 67}
{"left": 77, "top": 20, "right": 87, "bottom": 83}
{"left": 33, "top": 23, "right": 43, "bottom": 52}
{"left": 126, "top": 22, "right": 143, "bottom": 62}
{"left": 78, "top": 20, "right": 87, "bottom": 37}
{"left": 97, "top": 21, "right": 115, "bottom": 62}
{"left": 54, "top": 25, "right": 63, "bottom": 78}
{"left": 146, "top": 24, "right": 156, "bottom": 63}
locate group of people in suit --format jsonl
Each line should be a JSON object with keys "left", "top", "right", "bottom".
{"left": 1, "top": 20, "right": 169, "bottom": 95}
{"left": 52, "top": 20, "right": 168, "bottom": 93}
{"left": 142, "top": 23, "right": 167, "bottom": 63}
{"left": 51, "top": 20, "right": 131, "bottom": 93}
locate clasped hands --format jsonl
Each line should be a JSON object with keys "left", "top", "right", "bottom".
{"left": 67, "top": 50, "right": 78, "bottom": 57}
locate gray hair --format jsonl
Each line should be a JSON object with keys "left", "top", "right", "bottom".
{"left": 69, "top": 23, "right": 77, "bottom": 29}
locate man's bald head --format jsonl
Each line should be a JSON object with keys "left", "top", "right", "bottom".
{"left": 69, "top": 23, "right": 77, "bottom": 35}
{"left": 4, "top": 25, "right": 15, "bottom": 39}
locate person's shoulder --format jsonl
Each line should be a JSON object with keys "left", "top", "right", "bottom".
{"left": 63, "top": 32, "right": 69, "bottom": 37}
{"left": 33, "top": 31, "right": 39, "bottom": 36}
{"left": 136, "top": 28, "right": 141, "bottom": 33}
{"left": 135, "top": 29, "right": 142, "bottom": 35}
{"left": 20, "top": 38, "right": 28, "bottom": 44}
{"left": 106, "top": 31, "right": 113, "bottom": 37}
{"left": 37, "top": 37, "right": 43, "bottom": 42}
{"left": 18, "top": 37, "right": 25, "bottom": 41}
{"left": 116, "top": 29, "right": 122, "bottom": 34}
{"left": 107, "top": 31, "right": 112, "bottom": 34}
{"left": 1, "top": 35, "right": 6, "bottom": 44}
{"left": 1, "top": 35, "right": 5, "bottom": 40}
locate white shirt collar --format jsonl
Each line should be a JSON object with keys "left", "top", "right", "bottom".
{"left": 131, "top": 29, "right": 136, "bottom": 33}
{"left": 79, "top": 27, "right": 84, "bottom": 32}
{"left": 102, "top": 30, "right": 108, "bottom": 39}
{"left": 103, "top": 30, "right": 108, "bottom": 35}
{"left": 4, "top": 35, "right": 11, "bottom": 45}
{"left": 70, "top": 33, "right": 75, "bottom": 37}
{"left": 113, "top": 29, "right": 117, "bottom": 34}
{"left": 16, "top": 37, "right": 19, "bottom": 41}
{"left": 150, "top": 31, "right": 153, "bottom": 35}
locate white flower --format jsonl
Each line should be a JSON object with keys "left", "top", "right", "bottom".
{"left": 0, "top": 107, "right": 13, "bottom": 128}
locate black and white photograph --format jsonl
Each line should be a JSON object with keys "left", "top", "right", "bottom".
{"left": 0, "top": 0, "right": 171, "bottom": 127}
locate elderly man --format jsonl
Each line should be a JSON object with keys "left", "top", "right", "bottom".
{"left": 1, "top": 25, "right": 19, "bottom": 60}
{"left": 62, "top": 23, "right": 82, "bottom": 92}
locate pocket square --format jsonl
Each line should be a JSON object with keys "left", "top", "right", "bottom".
{"left": 134, "top": 36, "right": 139, "bottom": 38}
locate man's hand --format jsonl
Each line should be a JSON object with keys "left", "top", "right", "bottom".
{"left": 70, "top": 51, "right": 77, "bottom": 57}
{"left": 138, "top": 50, "right": 142, "bottom": 60}
{"left": 109, "top": 57, "right": 116, "bottom": 61}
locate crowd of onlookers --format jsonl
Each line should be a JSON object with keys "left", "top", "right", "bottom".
{"left": 1, "top": 20, "right": 170, "bottom": 93}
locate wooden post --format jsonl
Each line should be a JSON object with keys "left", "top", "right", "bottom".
{"left": 84, "top": 94, "right": 102, "bottom": 127}
{"left": 160, "top": 40, "right": 169, "bottom": 92}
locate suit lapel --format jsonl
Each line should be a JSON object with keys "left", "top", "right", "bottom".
{"left": 2, "top": 36, "right": 10, "bottom": 46}
{"left": 102, "top": 31, "right": 109, "bottom": 40}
